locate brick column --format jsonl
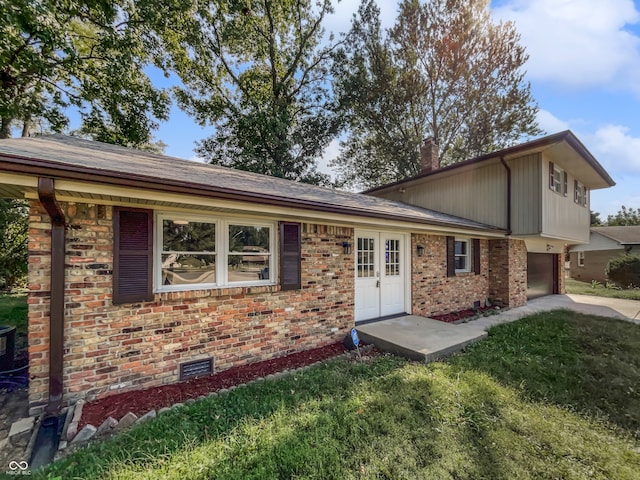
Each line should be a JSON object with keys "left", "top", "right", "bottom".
{"left": 488, "top": 238, "right": 527, "bottom": 308}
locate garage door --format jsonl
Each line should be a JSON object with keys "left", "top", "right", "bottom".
{"left": 527, "top": 253, "right": 558, "bottom": 299}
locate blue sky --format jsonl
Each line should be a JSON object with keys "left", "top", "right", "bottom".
{"left": 154, "top": 0, "right": 640, "bottom": 218}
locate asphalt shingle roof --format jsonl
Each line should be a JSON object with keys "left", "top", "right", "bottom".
{"left": 591, "top": 226, "right": 640, "bottom": 245}
{"left": 0, "top": 135, "right": 504, "bottom": 233}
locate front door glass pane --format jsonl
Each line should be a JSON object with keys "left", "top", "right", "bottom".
{"left": 357, "top": 237, "right": 375, "bottom": 278}
{"left": 385, "top": 239, "right": 400, "bottom": 276}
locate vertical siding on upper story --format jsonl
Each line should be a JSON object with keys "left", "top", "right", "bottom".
{"left": 541, "top": 153, "right": 591, "bottom": 243}
{"left": 377, "top": 162, "right": 508, "bottom": 229}
{"left": 509, "top": 153, "right": 542, "bottom": 236}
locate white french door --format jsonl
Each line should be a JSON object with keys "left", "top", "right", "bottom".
{"left": 354, "top": 231, "right": 407, "bottom": 322}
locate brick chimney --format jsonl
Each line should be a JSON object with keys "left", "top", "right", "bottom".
{"left": 420, "top": 137, "right": 439, "bottom": 173}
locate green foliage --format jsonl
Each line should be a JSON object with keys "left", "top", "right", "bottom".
{"left": 0, "top": 0, "right": 172, "bottom": 148}
{"left": 590, "top": 279, "right": 602, "bottom": 289}
{"left": 40, "top": 312, "right": 640, "bottom": 479}
{"left": 606, "top": 206, "right": 640, "bottom": 226}
{"left": 0, "top": 293, "right": 28, "bottom": 351}
{"left": 331, "top": 0, "right": 541, "bottom": 189}
{"left": 565, "top": 278, "right": 640, "bottom": 300}
{"left": 0, "top": 200, "right": 28, "bottom": 290}
{"left": 590, "top": 210, "right": 603, "bottom": 226}
{"left": 164, "top": 0, "right": 340, "bottom": 185}
{"left": 606, "top": 253, "right": 640, "bottom": 288}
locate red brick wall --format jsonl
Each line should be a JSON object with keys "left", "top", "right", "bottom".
{"left": 411, "top": 234, "right": 490, "bottom": 317}
{"left": 488, "top": 238, "right": 527, "bottom": 307}
{"left": 28, "top": 201, "right": 354, "bottom": 413}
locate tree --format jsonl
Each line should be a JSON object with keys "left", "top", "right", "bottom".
{"left": 606, "top": 206, "right": 640, "bottom": 226}
{"left": 0, "top": 0, "right": 171, "bottom": 149}
{"left": 164, "top": 0, "right": 341, "bottom": 184}
{"left": 590, "top": 211, "right": 603, "bottom": 226}
{"left": 0, "top": 200, "right": 28, "bottom": 290}
{"left": 332, "top": 0, "right": 541, "bottom": 190}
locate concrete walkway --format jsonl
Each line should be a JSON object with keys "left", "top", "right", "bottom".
{"left": 356, "top": 294, "right": 640, "bottom": 361}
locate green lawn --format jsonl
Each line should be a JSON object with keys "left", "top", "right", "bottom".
{"left": 0, "top": 292, "right": 27, "bottom": 351}
{"left": 36, "top": 311, "right": 640, "bottom": 480}
{"left": 566, "top": 277, "right": 640, "bottom": 300}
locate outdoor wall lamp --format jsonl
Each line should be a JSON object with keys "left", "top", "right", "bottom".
{"left": 343, "top": 242, "right": 352, "bottom": 255}
{"left": 416, "top": 244, "right": 425, "bottom": 257}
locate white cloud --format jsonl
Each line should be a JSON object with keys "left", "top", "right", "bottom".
{"left": 492, "top": 0, "right": 640, "bottom": 93}
{"left": 536, "top": 109, "right": 570, "bottom": 133}
{"left": 589, "top": 124, "right": 640, "bottom": 173}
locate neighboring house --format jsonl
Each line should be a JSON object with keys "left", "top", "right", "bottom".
{"left": 366, "top": 130, "right": 615, "bottom": 299}
{"left": 569, "top": 226, "right": 640, "bottom": 283}
{"left": 0, "top": 132, "right": 613, "bottom": 415}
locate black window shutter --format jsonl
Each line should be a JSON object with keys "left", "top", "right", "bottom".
{"left": 280, "top": 222, "right": 301, "bottom": 290}
{"left": 113, "top": 207, "right": 153, "bottom": 304}
{"left": 472, "top": 239, "right": 480, "bottom": 274}
{"left": 446, "top": 236, "right": 455, "bottom": 277}
{"left": 549, "top": 162, "right": 555, "bottom": 189}
{"left": 563, "top": 171, "right": 568, "bottom": 196}
{"left": 574, "top": 180, "right": 578, "bottom": 202}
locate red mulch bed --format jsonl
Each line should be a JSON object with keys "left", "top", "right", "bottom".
{"left": 431, "top": 306, "right": 495, "bottom": 323}
{"left": 79, "top": 342, "right": 347, "bottom": 430}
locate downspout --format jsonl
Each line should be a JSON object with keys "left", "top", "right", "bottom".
{"left": 37, "top": 177, "right": 65, "bottom": 415}
{"left": 499, "top": 156, "right": 512, "bottom": 235}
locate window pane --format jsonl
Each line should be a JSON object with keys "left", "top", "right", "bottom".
{"left": 357, "top": 237, "right": 375, "bottom": 278}
{"left": 229, "top": 225, "right": 270, "bottom": 253}
{"left": 163, "top": 220, "right": 215, "bottom": 252}
{"left": 455, "top": 241, "right": 466, "bottom": 255}
{"left": 161, "top": 253, "right": 216, "bottom": 285}
{"left": 455, "top": 256, "right": 466, "bottom": 271}
{"left": 385, "top": 239, "right": 400, "bottom": 277}
{"left": 227, "top": 254, "right": 270, "bottom": 283}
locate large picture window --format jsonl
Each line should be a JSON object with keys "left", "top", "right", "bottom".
{"left": 156, "top": 214, "right": 274, "bottom": 291}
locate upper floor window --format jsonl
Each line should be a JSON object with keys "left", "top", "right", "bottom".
{"left": 574, "top": 180, "right": 588, "bottom": 207}
{"left": 549, "top": 162, "right": 568, "bottom": 196}
{"left": 157, "top": 214, "right": 275, "bottom": 291}
{"left": 454, "top": 238, "right": 471, "bottom": 273}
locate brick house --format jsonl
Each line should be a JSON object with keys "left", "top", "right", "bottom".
{"left": 569, "top": 226, "right": 640, "bottom": 283}
{"left": 0, "top": 132, "right": 613, "bottom": 415}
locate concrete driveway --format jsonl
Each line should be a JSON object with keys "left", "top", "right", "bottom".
{"left": 459, "top": 294, "right": 640, "bottom": 333}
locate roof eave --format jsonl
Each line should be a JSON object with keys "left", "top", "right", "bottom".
{"left": 364, "top": 130, "right": 615, "bottom": 194}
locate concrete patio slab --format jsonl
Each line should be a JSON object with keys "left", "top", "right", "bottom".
{"left": 356, "top": 315, "right": 487, "bottom": 362}
{"left": 356, "top": 294, "right": 639, "bottom": 361}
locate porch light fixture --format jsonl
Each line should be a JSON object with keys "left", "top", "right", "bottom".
{"left": 342, "top": 242, "right": 352, "bottom": 255}
{"left": 416, "top": 244, "right": 425, "bottom": 257}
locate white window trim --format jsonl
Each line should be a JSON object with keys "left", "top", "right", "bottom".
{"left": 577, "top": 251, "right": 585, "bottom": 267}
{"left": 154, "top": 213, "right": 276, "bottom": 292}
{"left": 550, "top": 164, "right": 564, "bottom": 195}
{"left": 454, "top": 238, "right": 471, "bottom": 273}
{"left": 574, "top": 181, "right": 588, "bottom": 207}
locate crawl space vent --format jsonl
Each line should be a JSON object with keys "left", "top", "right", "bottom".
{"left": 179, "top": 358, "right": 214, "bottom": 381}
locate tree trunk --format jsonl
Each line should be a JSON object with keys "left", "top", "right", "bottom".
{"left": 21, "top": 117, "right": 30, "bottom": 137}
{"left": 0, "top": 117, "right": 11, "bottom": 139}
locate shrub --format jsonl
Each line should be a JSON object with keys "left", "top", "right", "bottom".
{"left": 0, "top": 199, "right": 28, "bottom": 291}
{"left": 606, "top": 253, "right": 640, "bottom": 288}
